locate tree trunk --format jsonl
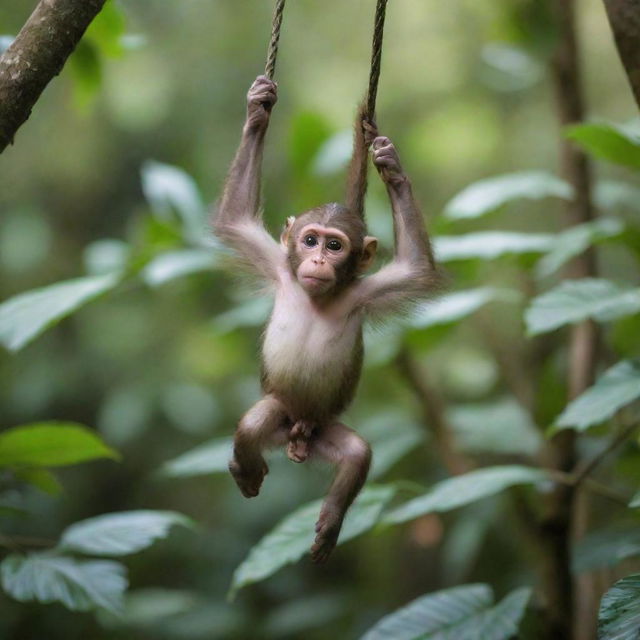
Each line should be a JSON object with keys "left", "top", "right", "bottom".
{"left": 602, "top": 0, "right": 640, "bottom": 109}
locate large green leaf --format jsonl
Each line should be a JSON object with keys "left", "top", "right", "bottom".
{"left": 0, "top": 274, "right": 119, "bottom": 351}
{"left": 13, "top": 468, "right": 62, "bottom": 495}
{"left": 555, "top": 360, "right": 640, "bottom": 431}
{"left": 159, "top": 437, "right": 233, "bottom": 478}
{"left": 1, "top": 553, "right": 127, "bottom": 615}
{"left": 384, "top": 465, "right": 548, "bottom": 525}
{"left": 572, "top": 527, "right": 640, "bottom": 574}
{"left": 435, "top": 232, "right": 554, "bottom": 262}
{"left": 0, "top": 423, "right": 119, "bottom": 468}
{"left": 229, "top": 485, "right": 395, "bottom": 598}
{"left": 360, "top": 584, "right": 531, "bottom": 640}
{"left": 448, "top": 398, "right": 542, "bottom": 457}
{"left": 444, "top": 171, "right": 571, "bottom": 220}
{"left": 141, "top": 249, "right": 217, "bottom": 287}
{"left": 535, "top": 218, "right": 625, "bottom": 279}
{"left": 598, "top": 574, "right": 640, "bottom": 640}
{"left": 362, "top": 414, "right": 424, "bottom": 480}
{"left": 525, "top": 279, "right": 640, "bottom": 336}
{"left": 408, "top": 288, "right": 520, "bottom": 330}
{"left": 141, "top": 161, "right": 206, "bottom": 241}
{"left": 59, "top": 510, "right": 193, "bottom": 557}
{"left": 567, "top": 122, "right": 640, "bottom": 169}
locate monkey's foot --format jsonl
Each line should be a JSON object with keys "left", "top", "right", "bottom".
{"left": 311, "top": 510, "right": 342, "bottom": 564}
{"left": 287, "top": 421, "right": 315, "bottom": 463}
{"left": 229, "top": 457, "right": 268, "bottom": 498}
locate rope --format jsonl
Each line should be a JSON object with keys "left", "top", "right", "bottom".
{"left": 265, "top": 0, "right": 286, "bottom": 80}
{"left": 365, "top": 0, "right": 388, "bottom": 123}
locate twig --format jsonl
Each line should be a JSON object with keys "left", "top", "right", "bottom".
{"left": 572, "top": 422, "right": 640, "bottom": 487}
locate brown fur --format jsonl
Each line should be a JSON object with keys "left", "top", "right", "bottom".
{"left": 214, "top": 76, "right": 437, "bottom": 563}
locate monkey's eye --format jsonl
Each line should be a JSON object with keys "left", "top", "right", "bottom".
{"left": 327, "top": 239, "right": 342, "bottom": 252}
{"left": 303, "top": 235, "right": 318, "bottom": 248}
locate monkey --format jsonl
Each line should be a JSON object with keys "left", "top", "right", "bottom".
{"left": 213, "top": 75, "right": 436, "bottom": 563}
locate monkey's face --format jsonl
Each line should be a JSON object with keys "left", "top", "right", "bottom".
{"left": 292, "top": 224, "right": 352, "bottom": 297}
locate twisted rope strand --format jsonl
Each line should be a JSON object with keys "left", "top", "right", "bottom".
{"left": 365, "top": 0, "right": 388, "bottom": 123}
{"left": 265, "top": 0, "right": 286, "bottom": 80}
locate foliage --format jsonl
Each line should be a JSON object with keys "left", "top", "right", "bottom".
{"left": 2, "top": 0, "right": 640, "bottom": 638}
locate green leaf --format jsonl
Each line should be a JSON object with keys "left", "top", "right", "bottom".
{"left": 14, "top": 468, "right": 62, "bottom": 495}
{"left": 595, "top": 180, "right": 640, "bottom": 212}
{"left": 630, "top": 491, "right": 640, "bottom": 508}
{"left": 435, "top": 231, "right": 554, "bottom": 262}
{"left": 289, "top": 111, "right": 333, "bottom": 177}
{"left": 409, "top": 288, "right": 520, "bottom": 330}
{"left": 567, "top": 122, "right": 640, "bottom": 169}
{"left": 1, "top": 553, "right": 127, "bottom": 615}
{"left": 141, "top": 249, "right": 217, "bottom": 287}
{"left": 360, "top": 584, "right": 531, "bottom": 640}
{"left": 444, "top": 171, "right": 572, "bottom": 220}
{"left": 84, "top": 0, "right": 127, "bottom": 58}
{"left": 384, "top": 465, "right": 548, "bottom": 525}
{"left": 141, "top": 161, "right": 206, "bottom": 241}
{"left": 535, "top": 218, "right": 624, "bottom": 278}
{"left": 68, "top": 40, "right": 102, "bottom": 108}
{"left": 598, "top": 574, "right": 640, "bottom": 640}
{"left": 312, "top": 129, "right": 352, "bottom": 175}
{"left": 229, "top": 485, "right": 395, "bottom": 599}
{"left": 83, "top": 239, "right": 131, "bottom": 276}
{"left": 572, "top": 527, "right": 640, "bottom": 574}
{"left": 59, "top": 510, "right": 193, "bottom": 557}
{"left": 0, "top": 274, "right": 119, "bottom": 351}
{"left": 116, "top": 588, "right": 200, "bottom": 627}
{"left": 159, "top": 437, "right": 232, "bottom": 478}
{"left": 525, "top": 279, "right": 640, "bottom": 336}
{"left": 362, "top": 414, "right": 424, "bottom": 480}
{"left": 448, "top": 398, "right": 542, "bottom": 457}
{"left": 0, "top": 423, "right": 119, "bottom": 468}
{"left": 555, "top": 360, "right": 640, "bottom": 431}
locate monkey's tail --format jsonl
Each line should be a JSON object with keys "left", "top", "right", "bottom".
{"left": 345, "top": 102, "right": 378, "bottom": 221}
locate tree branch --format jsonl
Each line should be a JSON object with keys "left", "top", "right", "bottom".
{"left": 602, "top": 0, "right": 640, "bottom": 110}
{"left": 541, "top": 2, "right": 599, "bottom": 637}
{"left": 0, "top": 0, "right": 107, "bottom": 152}
{"left": 572, "top": 422, "right": 640, "bottom": 487}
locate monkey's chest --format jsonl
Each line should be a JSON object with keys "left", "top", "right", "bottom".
{"left": 261, "top": 302, "right": 362, "bottom": 413}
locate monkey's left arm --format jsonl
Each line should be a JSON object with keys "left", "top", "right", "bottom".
{"left": 350, "top": 136, "right": 437, "bottom": 316}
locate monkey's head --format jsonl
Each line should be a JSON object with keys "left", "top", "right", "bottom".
{"left": 281, "top": 203, "right": 378, "bottom": 298}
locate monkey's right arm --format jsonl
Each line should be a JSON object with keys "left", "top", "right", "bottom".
{"left": 213, "top": 76, "right": 283, "bottom": 282}
{"left": 348, "top": 136, "right": 437, "bottom": 317}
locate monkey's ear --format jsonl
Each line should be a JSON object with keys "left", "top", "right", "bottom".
{"left": 280, "top": 216, "right": 295, "bottom": 249}
{"left": 359, "top": 236, "right": 378, "bottom": 273}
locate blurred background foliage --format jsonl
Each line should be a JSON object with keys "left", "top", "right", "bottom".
{"left": 1, "top": 0, "right": 640, "bottom": 638}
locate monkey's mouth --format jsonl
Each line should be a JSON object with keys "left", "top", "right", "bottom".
{"left": 301, "top": 276, "right": 331, "bottom": 285}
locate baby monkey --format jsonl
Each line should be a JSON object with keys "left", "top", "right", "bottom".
{"left": 214, "top": 76, "right": 435, "bottom": 563}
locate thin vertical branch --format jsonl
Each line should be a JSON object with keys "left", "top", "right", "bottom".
{"left": 542, "top": 1, "right": 599, "bottom": 638}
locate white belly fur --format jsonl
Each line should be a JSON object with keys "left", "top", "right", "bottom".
{"left": 262, "top": 288, "right": 361, "bottom": 400}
